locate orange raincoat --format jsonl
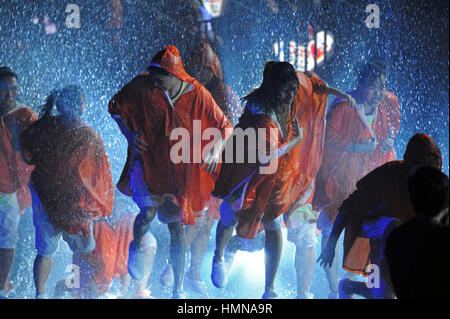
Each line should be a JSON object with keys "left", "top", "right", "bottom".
{"left": 77, "top": 212, "right": 135, "bottom": 295}
{"left": 0, "top": 104, "right": 37, "bottom": 211}
{"left": 184, "top": 42, "right": 244, "bottom": 220}
{"left": 313, "top": 90, "right": 401, "bottom": 224}
{"left": 283, "top": 72, "right": 328, "bottom": 223}
{"left": 108, "top": 45, "right": 232, "bottom": 225}
{"left": 213, "top": 72, "right": 328, "bottom": 238}
{"left": 339, "top": 133, "right": 442, "bottom": 275}
{"left": 21, "top": 118, "right": 114, "bottom": 237}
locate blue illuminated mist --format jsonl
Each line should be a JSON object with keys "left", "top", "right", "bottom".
{"left": 1, "top": 0, "right": 448, "bottom": 299}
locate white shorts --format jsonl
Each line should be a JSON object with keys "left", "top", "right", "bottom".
{"left": 30, "top": 185, "right": 95, "bottom": 257}
{"left": 287, "top": 222, "right": 319, "bottom": 248}
{"left": 130, "top": 160, "right": 180, "bottom": 224}
{"left": 0, "top": 191, "right": 20, "bottom": 249}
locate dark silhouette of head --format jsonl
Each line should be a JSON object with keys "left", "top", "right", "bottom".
{"left": 40, "top": 85, "right": 85, "bottom": 124}
{"left": 408, "top": 166, "right": 449, "bottom": 219}
{"left": 243, "top": 61, "right": 299, "bottom": 114}
{"left": 403, "top": 133, "right": 442, "bottom": 171}
{"left": 0, "top": 66, "right": 18, "bottom": 80}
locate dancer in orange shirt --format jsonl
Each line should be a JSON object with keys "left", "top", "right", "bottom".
{"left": 0, "top": 66, "right": 37, "bottom": 299}
{"left": 313, "top": 58, "right": 401, "bottom": 298}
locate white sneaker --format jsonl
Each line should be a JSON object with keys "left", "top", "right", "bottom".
{"left": 211, "top": 258, "right": 227, "bottom": 288}
{"left": 160, "top": 262, "right": 174, "bottom": 288}
{"left": 184, "top": 276, "right": 210, "bottom": 298}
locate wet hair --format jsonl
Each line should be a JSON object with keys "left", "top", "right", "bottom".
{"left": 243, "top": 61, "right": 299, "bottom": 114}
{"left": 0, "top": 66, "right": 18, "bottom": 80}
{"left": 40, "top": 85, "right": 84, "bottom": 124}
{"left": 355, "top": 57, "right": 387, "bottom": 86}
{"left": 408, "top": 166, "right": 449, "bottom": 218}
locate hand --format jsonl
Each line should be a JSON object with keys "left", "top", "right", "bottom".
{"left": 380, "top": 136, "right": 395, "bottom": 154}
{"left": 201, "top": 148, "right": 220, "bottom": 174}
{"left": 128, "top": 131, "right": 148, "bottom": 155}
{"left": 317, "top": 241, "right": 336, "bottom": 269}
{"left": 353, "top": 137, "right": 377, "bottom": 153}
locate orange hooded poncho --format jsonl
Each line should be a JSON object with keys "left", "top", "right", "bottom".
{"left": 21, "top": 118, "right": 114, "bottom": 237}
{"left": 184, "top": 42, "right": 244, "bottom": 220}
{"left": 76, "top": 211, "right": 136, "bottom": 296}
{"left": 0, "top": 104, "right": 38, "bottom": 211}
{"left": 108, "top": 45, "right": 233, "bottom": 225}
{"left": 339, "top": 133, "right": 442, "bottom": 275}
{"left": 283, "top": 71, "right": 328, "bottom": 223}
{"left": 313, "top": 90, "right": 401, "bottom": 224}
{"left": 213, "top": 72, "right": 328, "bottom": 238}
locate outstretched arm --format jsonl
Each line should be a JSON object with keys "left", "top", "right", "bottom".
{"left": 317, "top": 208, "right": 350, "bottom": 269}
{"left": 325, "top": 85, "right": 357, "bottom": 109}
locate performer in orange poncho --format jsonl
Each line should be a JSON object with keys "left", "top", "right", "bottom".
{"left": 0, "top": 66, "right": 37, "bottom": 299}
{"left": 155, "top": 41, "right": 243, "bottom": 297}
{"left": 318, "top": 133, "right": 443, "bottom": 299}
{"left": 217, "top": 71, "right": 353, "bottom": 299}
{"left": 312, "top": 58, "right": 401, "bottom": 298}
{"left": 21, "top": 85, "right": 114, "bottom": 299}
{"left": 108, "top": 45, "right": 232, "bottom": 298}
{"left": 210, "top": 61, "right": 304, "bottom": 299}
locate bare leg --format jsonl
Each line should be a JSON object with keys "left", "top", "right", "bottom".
{"left": 118, "top": 273, "right": 131, "bottom": 297}
{"left": 132, "top": 207, "right": 157, "bottom": 249}
{"left": 294, "top": 244, "right": 315, "bottom": 297}
{"left": 187, "top": 217, "right": 214, "bottom": 280}
{"left": 134, "top": 246, "right": 156, "bottom": 295}
{"left": 33, "top": 254, "right": 52, "bottom": 296}
{"left": 167, "top": 221, "right": 186, "bottom": 293}
{"left": 264, "top": 229, "right": 283, "bottom": 293}
{"left": 214, "top": 220, "right": 235, "bottom": 262}
{"left": 0, "top": 248, "right": 15, "bottom": 291}
{"left": 321, "top": 234, "right": 339, "bottom": 295}
{"left": 184, "top": 222, "right": 201, "bottom": 248}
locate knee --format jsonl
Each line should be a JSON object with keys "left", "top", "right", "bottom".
{"left": 140, "top": 207, "right": 157, "bottom": 224}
